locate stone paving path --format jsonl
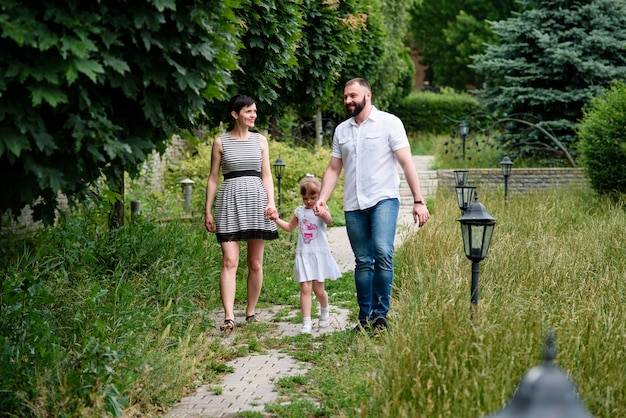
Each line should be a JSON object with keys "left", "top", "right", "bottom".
{"left": 165, "top": 353, "right": 304, "bottom": 417}
{"left": 164, "top": 156, "right": 434, "bottom": 417}
{"left": 164, "top": 304, "right": 353, "bottom": 418}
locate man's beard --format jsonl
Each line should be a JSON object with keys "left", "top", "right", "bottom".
{"left": 345, "top": 96, "right": 366, "bottom": 117}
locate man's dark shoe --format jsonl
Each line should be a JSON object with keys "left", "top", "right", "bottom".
{"left": 372, "top": 317, "right": 388, "bottom": 333}
{"left": 353, "top": 321, "right": 371, "bottom": 332}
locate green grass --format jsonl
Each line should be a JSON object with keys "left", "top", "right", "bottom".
{"left": 408, "top": 131, "right": 437, "bottom": 155}
{"left": 2, "top": 138, "right": 625, "bottom": 417}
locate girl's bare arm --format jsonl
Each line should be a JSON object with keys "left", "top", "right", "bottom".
{"left": 274, "top": 215, "right": 298, "bottom": 232}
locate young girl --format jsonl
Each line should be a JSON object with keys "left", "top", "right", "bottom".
{"left": 273, "top": 175, "right": 342, "bottom": 334}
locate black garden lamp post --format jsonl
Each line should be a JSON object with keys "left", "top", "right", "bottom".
{"left": 273, "top": 157, "right": 286, "bottom": 216}
{"left": 458, "top": 121, "right": 469, "bottom": 160}
{"left": 457, "top": 192, "right": 496, "bottom": 306}
{"left": 456, "top": 186, "right": 476, "bottom": 212}
{"left": 454, "top": 169, "right": 469, "bottom": 186}
{"left": 484, "top": 330, "right": 593, "bottom": 418}
{"left": 500, "top": 156, "right": 513, "bottom": 205}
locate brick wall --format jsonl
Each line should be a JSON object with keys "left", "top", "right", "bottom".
{"left": 436, "top": 168, "right": 589, "bottom": 193}
{"left": 400, "top": 168, "right": 589, "bottom": 201}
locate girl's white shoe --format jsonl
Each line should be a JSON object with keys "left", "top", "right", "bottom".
{"left": 300, "top": 323, "right": 312, "bottom": 334}
{"left": 319, "top": 306, "right": 330, "bottom": 328}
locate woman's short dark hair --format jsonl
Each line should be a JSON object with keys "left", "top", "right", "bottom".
{"left": 227, "top": 94, "right": 256, "bottom": 117}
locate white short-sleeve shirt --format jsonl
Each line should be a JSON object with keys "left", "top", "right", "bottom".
{"left": 331, "top": 106, "right": 410, "bottom": 211}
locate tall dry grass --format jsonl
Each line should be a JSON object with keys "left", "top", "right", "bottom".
{"left": 379, "top": 186, "right": 626, "bottom": 417}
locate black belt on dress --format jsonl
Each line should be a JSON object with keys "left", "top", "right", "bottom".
{"left": 223, "top": 170, "right": 261, "bottom": 180}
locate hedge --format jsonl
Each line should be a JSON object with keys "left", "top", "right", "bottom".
{"left": 389, "top": 90, "right": 483, "bottom": 134}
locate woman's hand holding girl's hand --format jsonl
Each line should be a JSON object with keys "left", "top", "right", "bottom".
{"left": 265, "top": 204, "right": 278, "bottom": 220}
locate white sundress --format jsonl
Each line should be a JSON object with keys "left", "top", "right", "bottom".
{"left": 293, "top": 206, "right": 342, "bottom": 283}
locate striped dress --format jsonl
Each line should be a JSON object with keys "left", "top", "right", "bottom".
{"left": 215, "top": 133, "right": 278, "bottom": 243}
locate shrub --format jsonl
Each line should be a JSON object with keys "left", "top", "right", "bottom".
{"left": 577, "top": 80, "right": 626, "bottom": 199}
{"left": 389, "top": 90, "right": 483, "bottom": 134}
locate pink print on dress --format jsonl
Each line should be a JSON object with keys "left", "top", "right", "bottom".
{"left": 300, "top": 218, "right": 318, "bottom": 244}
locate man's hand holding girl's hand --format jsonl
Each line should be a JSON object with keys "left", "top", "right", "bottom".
{"left": 313, "top": 201, "right": 326, "bottom": 217}
{"left": 313, "top": 203, "right": 329, "bottom": 219}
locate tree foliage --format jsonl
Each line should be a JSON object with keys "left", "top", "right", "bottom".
{"left": 172, "top": 0, "right": 403, "bottom": 136}
{"left": 205, "top": 0, "right": 303, "bottom": 125}
{"left": 472, "top": 0, "right": 626, "bottom": 164}
{"left": 272, "top": 0, "right": 394, "bottom": 146}
{"left": 336, "top": 0, "right": 416, "bottom": 112}
{"left": 577, "top": 81, "right": 626, "bottom": 198}
{"left": 292, "top": 0, "right": 418, "bottom": 123}
{"left": 0, "top": 0, "right": 242, "bottom": 224}
{"left": 410, "top": 0, "right": 518, "bottom": 90}
{"left": 281, "top": 0, "right": 370, "bottom": 112}
{"left": 1, "top": 0, "right": 418, "bottom": 223}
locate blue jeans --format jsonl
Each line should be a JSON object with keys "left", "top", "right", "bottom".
{"left": 345, "top": 198, "right": 399, "bottom": 323}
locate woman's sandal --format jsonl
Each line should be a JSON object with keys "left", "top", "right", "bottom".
{"left": 245, "top": 314, "right": 258, "bottom": 323}
{"left": 220, "top": 319, "right": 235, "bottom": 331}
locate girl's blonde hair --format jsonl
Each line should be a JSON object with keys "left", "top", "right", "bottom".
{"left": 299, "top": 174, "right": 321, "bottom": 196}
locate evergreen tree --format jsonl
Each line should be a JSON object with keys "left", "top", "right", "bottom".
{"left": 472, "top": 0, "right": 626, "bottom": 164}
